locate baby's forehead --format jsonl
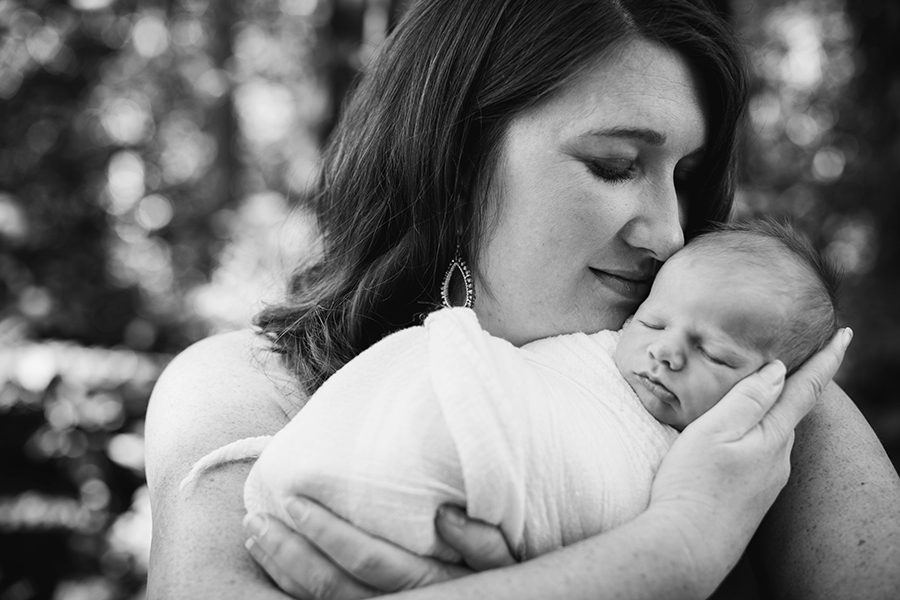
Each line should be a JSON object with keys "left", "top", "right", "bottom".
{"left": 659, "top": 246, "right": 797, "bottom": 350}
{"left": 672, "top": 239, "right": 800, "bottom": 284}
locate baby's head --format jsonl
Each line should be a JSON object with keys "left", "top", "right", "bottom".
{"left": 615, "top": 219, "right": 840, "bottom": 430}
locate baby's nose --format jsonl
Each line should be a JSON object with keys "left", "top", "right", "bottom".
{"left": 649, "top": 339, "right": 685, "bottom": 371}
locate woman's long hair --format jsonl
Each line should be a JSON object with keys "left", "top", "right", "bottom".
{"left": 255, "top": 0, "right": 750, "bottom": 392}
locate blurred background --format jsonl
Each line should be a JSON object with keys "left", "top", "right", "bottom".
{"left": 0, "top": 0, "right": 898, "bottom": 598}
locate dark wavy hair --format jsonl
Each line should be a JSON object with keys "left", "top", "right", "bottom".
{"left": 255, "top": 0, "right": 751, "bottom": 392}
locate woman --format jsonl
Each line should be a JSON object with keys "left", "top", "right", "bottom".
{"left": 144, "top": 0, "right": 900, "bottom": 598}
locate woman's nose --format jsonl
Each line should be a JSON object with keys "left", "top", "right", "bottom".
{"left": 648, "top": 337, "right": 685, "bottom": 371}
{"left": 622, "top": 178, "right": 685, "bottom": 262}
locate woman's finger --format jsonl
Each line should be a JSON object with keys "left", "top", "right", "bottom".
{"left": 764, "top": 327, "right": 852, "bottom": 437}
{"left": 245, "top": 513, "right": 378, "bottom": 600}
{"left": 434, "top": 505, "right": 518, "bottom": 571}
{"left": 692, "top": 360, "right": 786, "bottom": 439}
{"left": 283, "top": 497, "right": 471, "bottom": 592}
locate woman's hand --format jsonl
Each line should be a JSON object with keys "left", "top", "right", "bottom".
{"left": 647, "top": 328, "right": 853, "bottom": 594}
{"left": 243, "top": 328, "right": 851, "bottom": 600}
{"left": 243, "top": 500, "right": 515, "bottom": 600}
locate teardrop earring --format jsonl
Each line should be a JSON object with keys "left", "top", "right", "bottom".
{"left": 441, "top": 243, "right": 475, "bottom": 309}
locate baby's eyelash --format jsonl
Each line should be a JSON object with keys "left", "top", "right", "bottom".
{"left": 699, "top": 346, "right": 731, "bottom": 367}
{"left": 638, "top": 320, "right": 663, "bottom": 330}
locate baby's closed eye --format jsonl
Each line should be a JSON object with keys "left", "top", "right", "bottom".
{"left": 697, "top": 346, "right": 735, "bottom": 368}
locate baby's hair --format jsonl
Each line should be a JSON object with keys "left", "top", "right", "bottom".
{"left": 686, "top": 218, "right": 841, "bottom": 373}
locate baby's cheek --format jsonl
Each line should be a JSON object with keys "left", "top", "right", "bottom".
{"left": 613, "top": 337, "right": 633, "bottom": 374}
{"left": 710, "top": 372, "right": 747, "bottom": 405}
{"left": 703, "top": 372, "right": 739, "bottom": 411}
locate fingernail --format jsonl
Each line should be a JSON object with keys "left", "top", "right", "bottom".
{"left": 841, "top": 327, "right": 854, "bottom": 349}
{"left": 284, "top": 498, "right": 310, "bottom": 527}
{"left": 244, "top": 538, "right": 255, "bottom": 552}
{"left": 243, "top": 513, "right": 268, "bottom": 538}
{"left": 438, "top": 505, "right": 465, "bottom": 528}
{"left": 760, "top": 360, "right": 786, "bottom": 386}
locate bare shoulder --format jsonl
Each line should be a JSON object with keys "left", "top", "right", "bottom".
{"left": 145, "top": 329, "right": 303, "bottom": 600}
{"left": 752, "top": 382, "right": 900, "bottom": 599}
{"left": 145, "top": 329, "right": 301, "bottom": 486}
{"left": 792, "top": 382, "right": 900, "bottom": 495}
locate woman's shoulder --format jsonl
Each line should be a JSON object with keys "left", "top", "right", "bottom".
{"left": 144, "top": 328, "right": 303, "bottom": 490}
{"left": 157, "top": 328, "right": 303, "bottom": 407}
{"left": 144, "top": 329, "right": 306, "bottom": 598}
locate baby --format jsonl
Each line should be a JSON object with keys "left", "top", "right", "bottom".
{"left": 183, "top": 219, "right": 839, "bottom": 561}
{"left": 615, "top": 220, "right": 839, "bottom": 429}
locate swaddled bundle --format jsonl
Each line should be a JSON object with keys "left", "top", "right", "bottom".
{"left": 183, "top": 307, "right": 678, "bottom": 561}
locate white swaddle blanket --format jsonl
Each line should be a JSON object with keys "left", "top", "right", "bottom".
{"left": 184, "top": 307, "right": 678, "bottom": 561}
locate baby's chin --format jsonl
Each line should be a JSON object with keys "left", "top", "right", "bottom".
{"left": 620, "top": 372, "right": 685, "bottom": 430}
{"left": 660, "top": 415, "right": 688, "bottom": 431}
{"left": 643, "top": 400, "right": 688, "bottom": 431}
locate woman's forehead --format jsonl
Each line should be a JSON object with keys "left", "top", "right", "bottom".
{"left": 516, "top": 39, "right": 708, "bottom": 149}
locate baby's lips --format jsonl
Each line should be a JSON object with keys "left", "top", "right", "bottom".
{"left": 637, "top": 372, "right": 679, "bottom": 405}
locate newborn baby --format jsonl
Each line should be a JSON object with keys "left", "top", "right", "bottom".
{"left": 183, "top": 220, "right": 839, "bottom": 561}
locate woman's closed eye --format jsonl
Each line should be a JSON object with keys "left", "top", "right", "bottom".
{"left": 587, "top": 158, "right": 637, "bottom": 183}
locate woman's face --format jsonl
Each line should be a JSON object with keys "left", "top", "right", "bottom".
{"left": 473, "top": 39, "right": 708, "bottom": 346}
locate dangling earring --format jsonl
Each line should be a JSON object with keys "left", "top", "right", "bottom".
{"left": 441, "top": 243, "right": 475, "bottom": 309}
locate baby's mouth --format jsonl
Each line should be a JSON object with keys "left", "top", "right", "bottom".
{"left": 636, "top": 372, "right": 679, "bottom": 405}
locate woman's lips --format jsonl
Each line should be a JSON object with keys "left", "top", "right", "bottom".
{"left": 589, "top": 268, "right": 653, "bottom": 302}
{"left": 636, "top": 373, "right": 679, "bottom": 405}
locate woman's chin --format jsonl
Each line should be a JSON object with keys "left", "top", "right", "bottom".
{"left": 586, "top": 303, "right": 637, "bottom": 333}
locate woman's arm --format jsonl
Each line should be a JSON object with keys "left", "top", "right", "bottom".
{"left": 247, "top": 497, "right": 739, "bottom": 600}
{"left": 144, "top": 329, "right": 301, "bottom": 600}
{"left": 144, "top": 327, "right": 723, "bottom": 600}
{"left": 750, "top": 383, "right": 900, "bottom": 598}
{"left": 246, "top": 332, "right": 849, "bottom": 600}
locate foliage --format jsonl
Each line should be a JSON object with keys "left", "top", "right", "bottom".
{"left": 0, "top": 0, "right": 897, "bottom": 598}
{"left": 733, "top": 0, "right": 900, "bottom": 459}
{"left": 0, "top": 0, "right": 399, "bottom": 597}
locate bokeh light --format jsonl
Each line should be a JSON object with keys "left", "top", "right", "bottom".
{"left": 3, "top": 0, "right": 900, "bottom": 598}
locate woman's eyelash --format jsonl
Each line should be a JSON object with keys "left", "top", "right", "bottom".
{"left": 587, "top": 160, "right": 637, "bottom": 183}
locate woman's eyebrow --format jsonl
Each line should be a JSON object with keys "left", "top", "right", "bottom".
{"left": 581, "top": 127, "right": 667, "bottom": 146}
